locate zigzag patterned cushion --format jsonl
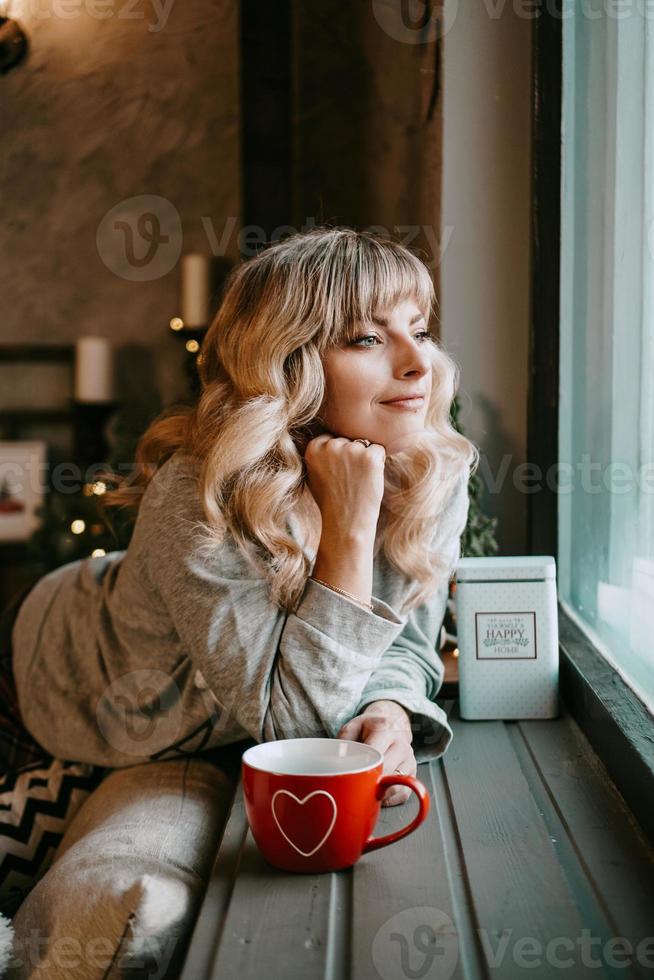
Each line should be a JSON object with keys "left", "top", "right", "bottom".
{"left": 8, "top": 755, "right": 238, "bottom": 979}
{"left": 0, "top": 758, "right": 107, "bottom": 917}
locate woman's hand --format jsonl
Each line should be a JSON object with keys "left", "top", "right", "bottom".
{"left": 336, "top": 699, "right": 417, "bottom": 806}
{"left": 303, "top": 434, "right": 386, "bottom": 541}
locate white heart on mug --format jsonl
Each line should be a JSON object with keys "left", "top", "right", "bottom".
{"left": 271, "top": 789, "right": 338, "bottom": 857}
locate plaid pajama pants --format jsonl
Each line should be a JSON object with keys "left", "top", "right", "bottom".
{"left": 0, "top": 584, "right": 109, "bottom": 917}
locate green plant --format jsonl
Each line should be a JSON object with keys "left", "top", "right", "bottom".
{"left": 450, "top": 395, "right": 499, "bottom": 558}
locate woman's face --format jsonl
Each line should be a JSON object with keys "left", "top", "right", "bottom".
{"left": 319, "top": 298, "right": 433, "bottom": 452}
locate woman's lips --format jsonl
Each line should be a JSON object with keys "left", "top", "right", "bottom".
{"left": 380, "top": 396, "right": 425, "bottom": 411}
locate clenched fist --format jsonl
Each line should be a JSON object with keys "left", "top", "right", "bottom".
{"left": 303, "top": 434, "right": 386, "bottom": 541}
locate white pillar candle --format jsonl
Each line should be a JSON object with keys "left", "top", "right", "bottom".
{"left": 181, "top": 253, "right": 211, "bottom": 328}
{"left": 74, "top": 337, "right": 114, "bottom": 403}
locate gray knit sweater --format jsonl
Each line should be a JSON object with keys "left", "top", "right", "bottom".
{"left": 11, "top": 452, "right": 469, "bottom": 768}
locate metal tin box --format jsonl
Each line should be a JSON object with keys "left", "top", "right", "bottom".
{"left": 455, "top": 556, "right": 559, "bottom": 720}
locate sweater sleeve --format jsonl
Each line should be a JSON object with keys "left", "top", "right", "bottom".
{"left": 138, "top": 458, "right": 408, "bottom": 744}
{"left": 353, "top": 581, "right": 453, "bottom": 763}
{"left": 352, "top": 468, "right": 471, "bottom": 763}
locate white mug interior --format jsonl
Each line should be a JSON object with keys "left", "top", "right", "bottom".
{"left": 242, "top": 737, "right": 383, "bottom": 776}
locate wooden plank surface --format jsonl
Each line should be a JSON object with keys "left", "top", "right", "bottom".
{"left": 180, "top": 704, "right": 654, "bottom": 980}
{"left": 348, "top": 701, "right": 485, "bottom": 980}
{"left": 516, "top": 718, "right": 654, "bottom": 968}
{"left": 443, "top": 707, "right": 654, "bottom": 980}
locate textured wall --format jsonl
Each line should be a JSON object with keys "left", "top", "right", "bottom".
{"left": 1, "top": 0, "right": 240, "bottom": 449}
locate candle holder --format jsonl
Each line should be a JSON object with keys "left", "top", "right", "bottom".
{"left": 71, "top": 399, "right": 120, "bottom": 474}
{"left": 169, "top": 318, "right": 207, "bottom": 398}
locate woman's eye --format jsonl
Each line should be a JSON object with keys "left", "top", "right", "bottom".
{"left": 349, "top": 330, "right": 433, "bottom": 347}
{"left": 350, "top": 334, "right": 380, "bottom": 347}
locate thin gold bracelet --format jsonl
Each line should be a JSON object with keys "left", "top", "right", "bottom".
{"left": 309, "top": 576, "right": 373, "bottom": 612}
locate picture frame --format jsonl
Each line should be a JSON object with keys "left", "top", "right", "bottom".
{"left": 0, "top": 440, "right": 47, "bottom": 543}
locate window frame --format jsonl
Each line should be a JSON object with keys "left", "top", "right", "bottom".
{"left": 528, "top": 0, "right": 654, "bottom": 844}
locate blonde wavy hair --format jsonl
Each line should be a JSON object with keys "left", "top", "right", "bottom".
{"left": 101, "top": 226, "right": 479, "bottom": 615}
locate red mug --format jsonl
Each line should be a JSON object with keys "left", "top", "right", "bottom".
{"left": 242, "top": 737, "right": 430, "bottom": 873}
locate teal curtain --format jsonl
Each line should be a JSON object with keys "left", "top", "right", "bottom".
{"left": 559, "top": 2, "right": 654, "bottom": 710}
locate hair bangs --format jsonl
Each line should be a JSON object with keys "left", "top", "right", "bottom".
{"left": 317, "top": 234, "right": 435, "bottom": 350}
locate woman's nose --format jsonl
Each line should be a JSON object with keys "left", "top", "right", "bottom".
{"left": 393, "top": 339, "right": 431, "bottom": 378}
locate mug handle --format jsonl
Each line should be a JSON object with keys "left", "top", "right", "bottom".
{"left": 362, "top": 774, "right": 430, "bottom": 854}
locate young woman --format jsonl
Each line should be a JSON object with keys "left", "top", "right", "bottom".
{"left": 0, "top": 226, "right": 478, "bottom": 911}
